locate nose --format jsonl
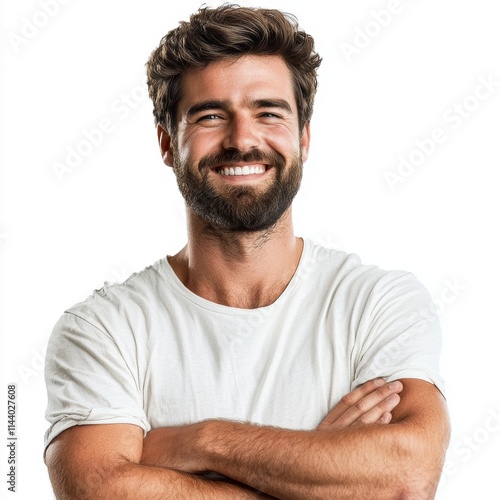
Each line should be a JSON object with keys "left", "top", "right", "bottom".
{"left": 222, "top": 114, "right": 260, "bottom": 152}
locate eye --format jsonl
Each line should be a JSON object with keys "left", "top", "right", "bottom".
{"left": 259, "top": 112, "right": 283, "bottom": 120}
{"left": 197, "top": 114, "right": 222, "bottom": 122}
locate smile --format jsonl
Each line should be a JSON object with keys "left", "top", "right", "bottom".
{"left": 215, "top": 165, "right": 267, "bottom": 176}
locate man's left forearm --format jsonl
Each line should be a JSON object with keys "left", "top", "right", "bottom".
{"left": 141, "top": 379, "right": 450, "bottom": 499}
{"left": 150, "top": 420, "right": 431, "bottom": 498}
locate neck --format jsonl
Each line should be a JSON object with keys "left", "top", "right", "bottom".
{"left": 168, "top": 208, "right": 303, "bottom": 308}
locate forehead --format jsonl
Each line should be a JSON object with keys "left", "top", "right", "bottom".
{"left": 178, "top": 55, "right": 297, "bottom": 113}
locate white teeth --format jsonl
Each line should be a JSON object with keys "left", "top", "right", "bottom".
{"left": 218, "top": 165, "right": 266, "bottom": 176}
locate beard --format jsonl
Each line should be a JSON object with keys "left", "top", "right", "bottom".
{"left": 172, "top": 148, "right": 303, "bottom": 232}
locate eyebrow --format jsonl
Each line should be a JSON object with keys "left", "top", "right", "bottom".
{"left": 186, "top": 100, "right": 229, "bottom": 118}
{"left": 185, "top": 98, "right": 293, "bottom": 117}
{"left": 253, "top": 99, "right": 293, "bottom": 114}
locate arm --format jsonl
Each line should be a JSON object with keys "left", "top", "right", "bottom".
{"left": 45, "top": 424, "right": 271, "bottom": 499}
{"left": 141, "top": 378, "right": 450, "bottom": 499}
{"left": 44, "top": 379, "right": 398, "bottom": 500}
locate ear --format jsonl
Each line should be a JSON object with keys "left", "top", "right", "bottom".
{"left": 157, "top": 124, "right": 174, "bottom": 167}
{"left": 300, "top": 122, "right": 311, "bottom": 163}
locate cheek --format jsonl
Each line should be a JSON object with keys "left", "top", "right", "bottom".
{"left": 265, "top": 132, "right": 301, "bottom": 158}
{"left": 179, "top": 130, "right": 223, "bottom": 161}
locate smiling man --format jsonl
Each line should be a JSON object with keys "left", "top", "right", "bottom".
{"left": 44, "top": 5, "right": 450, "bottom": 499}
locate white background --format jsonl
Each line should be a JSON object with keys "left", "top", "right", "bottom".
{"left": 1, "top": 0, "right": 499, "bottom": 498}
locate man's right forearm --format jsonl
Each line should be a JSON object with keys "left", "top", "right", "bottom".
{"left": 46, "top": 424, "right": 269, "bottom": 500}
{"left": 52, "top": 461, "right": 265, "bottom": 499}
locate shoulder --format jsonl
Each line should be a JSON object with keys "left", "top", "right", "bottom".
{"left": 71, "top": 258, "right": 164, "bottom": 310}
{"left": 300, "top": 239, "right": 435, "bottom": 322}
{"left": 302, "top": 238, "right": 422, "bottom": 294}
{"left": 54, "top": 258, "right": 168, "bottom": 341}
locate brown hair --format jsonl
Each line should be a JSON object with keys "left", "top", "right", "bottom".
{"left": 146, "top": 4, "right": 322, "bottom": 135}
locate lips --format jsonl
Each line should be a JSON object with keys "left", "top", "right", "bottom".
{"left": 216, "top": 165, "right": 267, "bottom": 176}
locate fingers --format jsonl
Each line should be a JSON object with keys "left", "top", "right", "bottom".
{"left": 317, "top": 378, "right": 403, "bottom": 431}
{"left": 321, "top": 378, "right": 387, "bottom": 425}
{"left": 348, "top": 391, "right": 400, "bottom": 428}
{"left": 377, "top": 412, "right": 393, "bottom": 425}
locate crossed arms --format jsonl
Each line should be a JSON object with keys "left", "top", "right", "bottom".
{"left": 46, "top": 377, "right": 450, "bottom": 499}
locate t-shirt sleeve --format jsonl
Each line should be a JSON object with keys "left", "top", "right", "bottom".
{"left": 351, "top": 271, "right": 445, "bottom": 396}
{"left": 44, "top": 311, "right": 150, "bottom": 454}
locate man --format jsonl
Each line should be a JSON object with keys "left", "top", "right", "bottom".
{"left": 44, "top": 5, "right": 450, "bottom": 499}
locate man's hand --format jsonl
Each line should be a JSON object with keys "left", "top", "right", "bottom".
{"left": 317, "top": 378, "right": 404, "bottom": 431}
{"left": 141, "top": 421, "right": 204, "bottom": 472}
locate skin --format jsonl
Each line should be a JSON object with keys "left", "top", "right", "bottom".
{"left": 45, "top": 55, "right": 450, "bottom": 498}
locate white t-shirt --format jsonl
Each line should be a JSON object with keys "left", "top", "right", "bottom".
{"left": 44, "top": 238, "right": 444, "bottom": 452}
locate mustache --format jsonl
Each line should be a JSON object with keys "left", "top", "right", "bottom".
{"left": 198, "top": 149, "right": 286, "bottom": 172}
